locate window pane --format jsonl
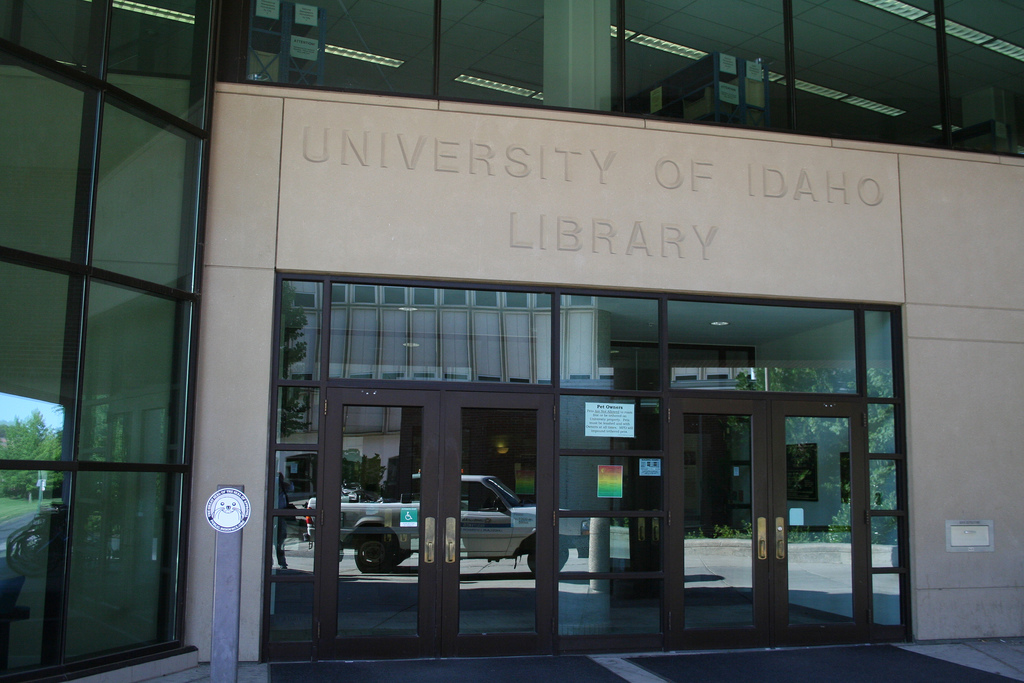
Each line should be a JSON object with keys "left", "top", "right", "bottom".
{"left": 872, "top": 573, "right": 903, "bottom": 625}
{"left": 0, "top": 63, "right": 88, "bottom": 261}
{"left": 869, "top": 459, "right": 898, "bottom": 511}
{"left": 441, "top": 1, "right": 617, "bottom": 111}
{"left": 275, "top": 450, "right": 317, "bottom": 508}
{"left": 0, "top": 0, "right": 97, "bottom": 73}
{"left": 625, "top": 1, "right": 785, "bottom": 129}
{"left": 92, "top": 100, "right": 199, "bottom": 290}
{"left": 268, "top": 581, "right": 314, "bottom": 641}
{"left": 559, "top": 456, "right": 662, "bottom": 511}
{"left": 0, "top": 262, "right": 77, "bottom": 461}
{"left": 0, "top": 471, "right": 69, "bottom": 673}
{"left": 668, "top": 301, "right": 856, "bottom": 393}
{"left": 561, "top": 295, "right": 659, "bottom": 390}
{"left": 945, "top": 1, "right": 1024, "bottom": 155}
{"left": 793, "top": 0, "right": 940, "bottom": 145}
{"left": 868, "top": 404, "right": 896, "bottom": 454}
{"left": 78, "top": 283, "right": 188, "bottom": 463}
{"left": 559, "top": 396, "right": 660, "bottom": 450}
{"left": 328, "top": 284, "right": 551, "bottom": 384}
{"left": 559, "top": 579, "right": 661, "bottom": 636}
{"left": 871, "top": 516, "right": 900, "bottom": 568}
{"left": 107, "top": 0, "right": 211, "bottom": 125}
{"left": 559, "top": 517, "right": 662, "bottom": 574}
{"left": 65, "top": 471, "right": 181, "bottom": 660}
{"left": 865, "top": 310, "right": 895, "bottom": 398}
{"left": 247, "top": 0, "right": 434, "bottom": 96}
{"left": 279, "top": 280, "right": 322, "bottom": 380}
{"left": 277, "top": 387, "right": 319, "bottom": 444}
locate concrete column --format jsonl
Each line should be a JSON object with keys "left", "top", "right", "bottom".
{"left": 543, "top": 0, "right": 613, "bottom": 110}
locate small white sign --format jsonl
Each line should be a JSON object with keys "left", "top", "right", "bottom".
{"left": 290, "top": 35, "right": 320, "bottom": 61}
{"left": 206, "top": 488, "right": 251, "bottom": 533}
{"left": 639, "top": 458, "right": 661, "bottom": 476}
{"left": 254, "top": 0, "right": 279, "bottom": 20}
{"left": 746, "top": 60, "right": 763, "bottom": 81}
{"left": 719, "top": 53, "right": 737, "bottom": 75}
{"left": 719, "top": 82, "right": 740, "bottom": 105}
{"left": 585, "top": 402, "right": 635, "bottom": 438}
{"left": 789, "top": 507, "right": 804, "bottom": 526}
{"left": 294, "top": 3, "right": 319, "bottom": 26}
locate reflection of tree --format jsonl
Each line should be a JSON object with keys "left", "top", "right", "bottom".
{"left": 0, "top": 411, "right": 62, "bottom": 497}
{"left": 279, "top": 282, "right": 310, "bottom": 437}
{"left": 736, "top": 367, "right": 855, "bottom": 393}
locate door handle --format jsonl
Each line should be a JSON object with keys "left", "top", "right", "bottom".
{"left": 424, "top": 517, "right": 435, "bottom": 564}
{"left": 445, "top": 517, "right": 457, "bottom": 564}
{"left": 776, "top": 517, "right": 786, "bottom": 560}
{"left": 652, "top": 518, "right": 660, "bottom": 542}
{"left": 637, "top": 518, "right": 646, "bottom": 541}
{"left": 757, "top": 517, "right": 767, "bottom": 560}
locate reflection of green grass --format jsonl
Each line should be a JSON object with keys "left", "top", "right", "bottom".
{"left": 0, "top": 498, "right": 38, "bottom": 524}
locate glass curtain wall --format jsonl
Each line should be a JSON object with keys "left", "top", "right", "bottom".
{"left": 0, "top": 0, "right": 210, "bottom": 676}
{"left": 234, "top": 1, "right": 1024, "bottom": 155}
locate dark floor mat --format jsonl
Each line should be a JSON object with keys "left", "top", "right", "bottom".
{"left": 271, "top": 655, "right": 627, "bottom": 683}
{"left": 628, "top": 645, "right": 1013, "bottom": 683}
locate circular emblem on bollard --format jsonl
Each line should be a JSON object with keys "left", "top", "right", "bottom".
{"left": 206, "top": 488, "right": 251, "bottom": 533}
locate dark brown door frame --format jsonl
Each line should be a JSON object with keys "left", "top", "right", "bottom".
{"left": 667, "top": 397, "right": 870, "bottom": 650}
{"left": 318, "top": 388, "right": 555, "bottom": 659}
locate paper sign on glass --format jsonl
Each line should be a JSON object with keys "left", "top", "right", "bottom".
{"left": 290, "top": 35, "right": 319, "bottom": 61}
{"left": 585, "top": 402, "right": 635, "bottom": 438}
{"left": 597, "top": 465, "right": 624, "bottom": 498}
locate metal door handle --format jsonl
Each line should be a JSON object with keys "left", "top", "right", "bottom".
{"left": 637, "top": 518, "right": 646, "bottom": 541}
{"left": 652, "top": 518, "right": 660, "bottom": 542}
{"left": 757, "top": 517, "right": 767, "bottom": 560}
{"left": 776, "top": 517, "right": 786, "bottom": 560}
{"left": 424, "top": 517, "right": 435, "bottom": 564}
{"left": 445, "top": 517, "right": 457, "bottom": 564}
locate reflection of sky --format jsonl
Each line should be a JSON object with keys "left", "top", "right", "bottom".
{"left": 0, "top": 393, "right": 65, "bottom": 429}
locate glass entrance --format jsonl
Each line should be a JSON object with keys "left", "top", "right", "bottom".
{"left": 309, "top": 389, "right": 552, "bottom": 659}
{"left": 670, "top": 399, "right": 867, "bottom": 648}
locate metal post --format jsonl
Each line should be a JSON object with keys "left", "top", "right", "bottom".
{"left": 208, "top": 485, "right": 249, "bottom": 683}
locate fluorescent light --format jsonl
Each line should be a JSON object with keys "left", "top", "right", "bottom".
{"left": 920, "top": 16, "right": 994, "bottom": 45}
{"left": 982, "top": 39, "right": 1024, "bottom": 62}
{"left": 108, "top": 0, "right": 194, "bottom": 23}
{"left": 795, "top": 79, "right": 847, "bottom": 100}
{"left": 324, "top": 44, "right": 403, "bottom": 68}
{"left": 455, "top": 74, "right": 538, "bottom": 98}
{"left": 841, "top": 96, "right": 905, "bottom": 117}
{"left": 856, "top": 0, "right": 929, "bottom": 21}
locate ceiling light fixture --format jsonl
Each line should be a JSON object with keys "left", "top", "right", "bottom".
{"left": 710, "top": 321, "right": 730, "bottom": 326}
{"left": 324, "top": 44, "right": 403, "bottom": 68}
{"left": 108, "top": 0, "right": 195, "bottom": 23}
{"left": 455, "top": 74, "right": 538, "bottom": 98}
{"left": 855, "top": 0, "right": 929, "bottom": 21}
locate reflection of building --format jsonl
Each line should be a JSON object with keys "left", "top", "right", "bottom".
{"left": 3, "top": 1, "right": 1024, "bottom": 680}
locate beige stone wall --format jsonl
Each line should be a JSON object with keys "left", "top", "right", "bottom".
{"left": 189, "top": 82, "right": 1024, "bottom": 657}
{"left": 899, "top": 152, "right": 1024, "bottom": 639}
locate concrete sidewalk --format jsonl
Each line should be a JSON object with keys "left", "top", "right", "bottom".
{"left": 141, "top": 639, "right": 1024, "bottom": 683}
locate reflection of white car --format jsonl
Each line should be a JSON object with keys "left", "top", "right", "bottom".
{"left": 308, "top": 475, "right": 578, "bottom": 573}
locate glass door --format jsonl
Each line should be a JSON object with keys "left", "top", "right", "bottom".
{"left": 669, "top": 399, "right": 869, "bottom": 649}
{"left": 770, "top": 401, "right": 869, "bottom": 646}
{"left": 318, "top": 388, "right": 441, "bottom": 659}
{"left": 316, "top": 389, "right": 554, "bottom": 659}
{"left": 668, "top": 399, "right": 770, "bottom": 650}
{"left": 441, "top": 392, "right": 555, "bottom": 656}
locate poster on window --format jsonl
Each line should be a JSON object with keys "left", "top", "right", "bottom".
{"left": 585, "top": 402, "right": 634, "bottom": 438}
{"left": 597, "top": 465, "right": 624, "bottom": 498}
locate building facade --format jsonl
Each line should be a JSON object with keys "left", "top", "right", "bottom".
{"left": 2, "top": 0, "right": 1024, "bottom": 679}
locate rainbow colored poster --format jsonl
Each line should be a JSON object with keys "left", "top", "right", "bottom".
{"left": 597, "top": 465, "right": 624, "bottom": 498}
